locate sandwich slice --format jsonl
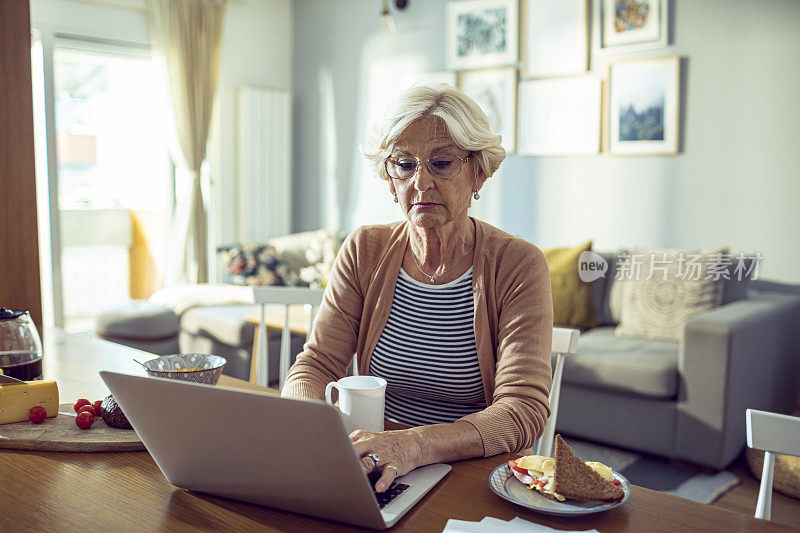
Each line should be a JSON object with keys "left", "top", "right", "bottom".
{"left": 553, "top": 434, "right": 624, "bottom": 502}
{"left": 508, "top": 434, "right": 624, "bottom": 503}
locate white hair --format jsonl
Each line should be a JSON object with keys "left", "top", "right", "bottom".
{"left": 361, "top": 83, "right": 506, "bottom": 182}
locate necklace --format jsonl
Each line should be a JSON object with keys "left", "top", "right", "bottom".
{"left": 410, "top": 243, "right": 475, "bottom": 283}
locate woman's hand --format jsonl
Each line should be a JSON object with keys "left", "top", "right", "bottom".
{"left": 350, "top": 428, "right": 424, "bottom": 492}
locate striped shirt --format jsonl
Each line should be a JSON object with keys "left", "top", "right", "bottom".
{"left": 368, "top": 267, "right": 486, "bottom": 426}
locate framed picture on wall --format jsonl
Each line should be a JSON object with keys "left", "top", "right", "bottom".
{"left": 446, "top": 0, "right": 519, "bottom": 71}
{"left": 521, "top": 0, "right": 588, "bottom": 78}
{"left": 517, "top": 76, "right": 601, "bottom": 155}
{"left": 608, "top": 56, "right": 680, "bottom": 155}
{"left": 458, "top": 67, "right": 517, "bottom": 153}
{"left": 599, "top": 0, "right": 669, "bottom": 51}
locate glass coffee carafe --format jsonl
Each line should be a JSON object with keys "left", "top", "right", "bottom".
{"left": 0, "top": 308, "right": 44, "bottom": 380}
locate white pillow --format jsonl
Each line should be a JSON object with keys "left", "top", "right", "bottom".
{"left": 614, "top": 246, "right": 728, "bottom": 341}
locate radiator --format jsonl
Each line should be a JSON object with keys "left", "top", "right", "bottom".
{"left": 237, "top": 86, "right": 292, "bottom": 242}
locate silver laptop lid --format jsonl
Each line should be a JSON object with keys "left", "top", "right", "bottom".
{"left": 99, "top": 371, "right": 386, "bottom": 529}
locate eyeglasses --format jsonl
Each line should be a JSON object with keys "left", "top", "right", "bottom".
{"left": 384, "top": 154, "right": 472, "bottom": 180}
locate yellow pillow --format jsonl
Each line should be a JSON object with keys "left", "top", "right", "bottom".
{"left": 543, "top": 240, "right": 596, "bottom": 329}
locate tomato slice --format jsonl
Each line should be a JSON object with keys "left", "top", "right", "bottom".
{"left": 508, "top": 460, "right": 530, "bottom": 475}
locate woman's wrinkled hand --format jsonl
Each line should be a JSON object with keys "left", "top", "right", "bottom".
{"left": 350, "top": 428, "right": 424, "bottom": 492}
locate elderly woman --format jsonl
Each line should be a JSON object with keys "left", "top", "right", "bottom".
{"left": 282, "top": 84, "right": 553, "bottom": 493}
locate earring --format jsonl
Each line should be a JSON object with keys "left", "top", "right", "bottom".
{"left": 393, "top": 194, "right": 399, "bottom": 203}
{"left": 473, "top": 191, "right": 480, "bottom": 200}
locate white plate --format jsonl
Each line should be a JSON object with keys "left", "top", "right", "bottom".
{"left": 487, "top": 462, "right": 631, "bottom": 516}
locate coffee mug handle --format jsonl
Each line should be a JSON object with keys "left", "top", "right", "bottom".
{"left": 325, "top": 381, "right": 339, "bottom": 410}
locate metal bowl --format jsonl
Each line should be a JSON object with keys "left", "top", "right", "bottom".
{"left": 142, "top": 354, "right": 226, "bottom": 385}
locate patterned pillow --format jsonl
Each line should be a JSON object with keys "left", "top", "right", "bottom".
{"left": 216, "top": 243, "right": 302, "bottom": 287}
{"left": 614, "top": 246, "right": 728, "bottom": 341}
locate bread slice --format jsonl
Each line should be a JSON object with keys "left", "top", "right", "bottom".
{"left": 553, "top": 435, "right": 624, "bottom": 502}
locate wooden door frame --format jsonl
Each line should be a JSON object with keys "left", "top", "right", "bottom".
{"left": 0, "top": 0, "right": 43, "bottom": 333}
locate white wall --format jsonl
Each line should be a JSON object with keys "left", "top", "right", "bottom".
{"left": 293, "top": 0, "right": 800, "bottom": 283}
{"left": 210, "top": 0, "right": 292, "bottom": 254}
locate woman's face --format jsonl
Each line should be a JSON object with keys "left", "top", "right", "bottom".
{"left": 388, "top": 117, "right": 479, "bottom": 230}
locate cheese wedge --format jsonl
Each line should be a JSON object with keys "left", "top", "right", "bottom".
{"left": 0, "top": 381, "right": 59, "bottom": 424}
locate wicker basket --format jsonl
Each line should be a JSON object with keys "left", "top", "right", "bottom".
{"left": 746, "top": 431, "right": 800, "bottom": 501}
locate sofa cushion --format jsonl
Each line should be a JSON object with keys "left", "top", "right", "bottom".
{"left": 722, "top": 254, "right": 757, "bottom": 304}
{"left": 559, "top": 326, "right": 680, "bottom": 400}
{"left": 610, "top": 250, "right": 754, "bottom": 327}
{"left": 216, "top": 244, "right": 299, "bottom": 286}
{"left": 269, "top": 229, "right": 344, "bottom": 285}
{"left": 591, "top": 251, "right": 623, "bottom": 326}
{"left": 96, "top": 301, "right": 179, "bottom": 340}
{"left": 614, "top": 246, "right": 727, "bottom": 341}
{"left": 543, "top": 241, "right": 596, "bottom": 329}
{"left": 217, "top": 230, "right": 346, "bottom": 289}
{"left": 180, "top": 305, "right": 260, "bottom": 347}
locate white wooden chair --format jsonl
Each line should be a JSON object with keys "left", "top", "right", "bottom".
{"left": 532, "top": 327, "right": 581, "bottom": 458}
{"left": 251, "top": 286, "right": 325, "bottom": 389}
{"left": 746, "top": 409, "right": 800, "bottom": 521}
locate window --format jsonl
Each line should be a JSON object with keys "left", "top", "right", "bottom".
{"left": 45, "top": 41, "right": 171, "bottom": 332}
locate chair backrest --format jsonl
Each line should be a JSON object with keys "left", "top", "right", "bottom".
{"left": 746, "top": 409, "right": 800, "bottom": 521}
{"left": 251, "top": 286, "right": 325, "bottom": 389}
{"left": 533, "top": 327, "right": 580, "bottom": 458}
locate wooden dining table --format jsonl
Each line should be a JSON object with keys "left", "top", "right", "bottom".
{"left": 0, "top": 329, "right": 792, "bottom": 532}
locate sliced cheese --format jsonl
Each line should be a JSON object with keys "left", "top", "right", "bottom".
{"left": 0, "top": 381, "right": 59, "bottom": 424}
{"left": 585, "top": 461, "right": 613, "bottom": 481}
{"left": 516, "top": 455, "right": 551, "bottom": 472}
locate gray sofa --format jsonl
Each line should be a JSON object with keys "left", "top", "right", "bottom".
{"left": 556, "top": 253, "right": 800, "bottom": 470}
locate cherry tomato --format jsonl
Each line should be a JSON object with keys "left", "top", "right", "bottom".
{"left": 613, "top": 479, "right": 621, "bottom": 486}
{"left": 76, "top": 411, "right": 94, "bottom": 429}
{"left": 28, "top": 406, "right": 47, "bottom": 424}
{"left": 92, "top": 400, "right": 103, "bottom": 416}
{"left": 73, "top": 399, "right": 91, "bottom": 413}
{"left": 78, "top": 405, "right": 96, "bottom": 418}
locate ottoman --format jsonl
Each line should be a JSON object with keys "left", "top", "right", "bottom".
{"left": 96, "top": 300, "right": 180, "bottom": 355}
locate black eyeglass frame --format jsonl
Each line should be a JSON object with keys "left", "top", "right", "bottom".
{"left": 384, "top": 153, "right": 472, "bottom": 180}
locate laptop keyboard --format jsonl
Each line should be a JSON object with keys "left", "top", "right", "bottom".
{"left": 374, "top": 482, "right": 410, "bottom": 509}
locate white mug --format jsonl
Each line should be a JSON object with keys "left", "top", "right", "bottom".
{"left": 325, "top": 375, "right": 387, "bottom": 434}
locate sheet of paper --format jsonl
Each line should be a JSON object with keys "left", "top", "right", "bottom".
{"left": 443, "top": 516, "right": 601, "bottom": 532}
{"left": 442, "top": 519, "right": 504, "bottom": 533}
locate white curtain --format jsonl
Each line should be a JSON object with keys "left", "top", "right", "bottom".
{"left": 149, "top": 0, "right": 227, "bottom": 284}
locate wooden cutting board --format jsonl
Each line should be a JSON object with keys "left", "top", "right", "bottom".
{"left": 0, "top": 403, "right": 145, "bottom": 452}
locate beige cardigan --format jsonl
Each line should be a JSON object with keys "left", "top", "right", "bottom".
{"left": 281, "top": 218, "right": 554, "bottom": 456}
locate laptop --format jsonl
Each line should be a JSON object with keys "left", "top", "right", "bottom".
{"left": 99, "top": 371, "right": 451, "bottom": 529}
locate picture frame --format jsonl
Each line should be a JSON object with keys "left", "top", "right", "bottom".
{"left": 521, "top": 0, "right": 588, "bottom": 78}
{"left": 608, "top": 56, "right": 680, "bottom": 155}
{"left": 598, "top": 0, "right": 669, "bottom": 52}
{"left": 517, "top": 76, "right": 601, "bottom": 155}
{"left": 446, "top": 0, "right": 519, "bottom": 71}
{"left": 458, "top": 67, "right": 517, "bottom": 153}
